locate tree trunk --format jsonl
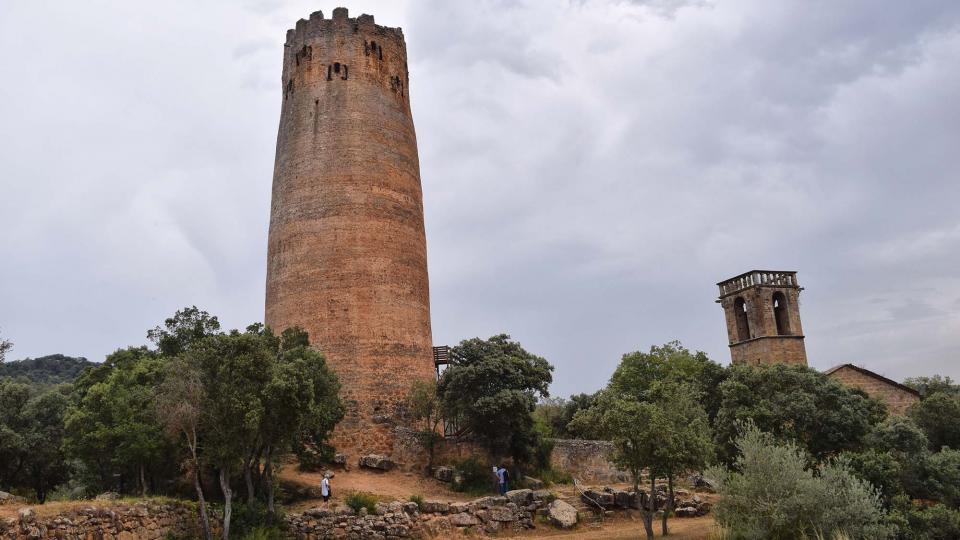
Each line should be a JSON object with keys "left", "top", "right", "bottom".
{"left": 187, "top": 430, "right": 212, "bottom": 540}
{"left": 642, "top": 475, "right": 657, "bottom": 540}
{"left": 265, "top": 446, "right": 276, "bottom": 516}
{"left": 140, "top": 463, "right": 148, "bottom": 497}
{"left": 661, "top": 474, "right": 674, "bottom": 537}
{"left": 243, "top": 454, "right": 255, "bottom": 508}
{"left": 219, "top": 466, "right": 233, "bottom": 540}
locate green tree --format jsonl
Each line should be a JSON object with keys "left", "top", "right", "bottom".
{"left": 903, "top": 375, "right": 960, "bottom": 399}
{"left": 924, "top": 449, "right": 960, "bottom": 509}
{"left": 406, "top": 379, "right": 443, "bottom": 470}
{"left": 64, "top": 347, "right": 176, "bottom": 495}
{"left": 0, "top": 381, "right": 71, "bottom": 502}
{"left": 610, "top": 341, "right": 727, "bottom": 422}
{"left": 0, "top": 354, "right": 94, "bottom": 387}
{"left": 438, "top": 334, "right": 553, "bottom": 464}
{"left": 570, "top": 381, "right": 712, "bottom": 539}
{"left": 533, "top": 393, "right": 601, "bottom": 439}
{"left": 708, "top": 423, "right": 892, "bottom": 540}
{"left": 714, "top": 364, "right": 885, "bottom": 463}
{"left": 0, "top": 329, "right": 11, "bottom": 362}
{"left": 909, "top": 392, "right": 960, "bottom": 451}
{"left": 147, "top": 305, "right": 221, "bottom": 357}
{"left": 156, "top": 358, "right": 213, "bottom": 540}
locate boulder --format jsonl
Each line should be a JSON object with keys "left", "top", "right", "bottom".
{"left": 612, "top": 490, "right": 636, "bottom": 509}
{"left": 433, "top": 466, "right": 454, "bottom": 482}
{"left": 332, "top": 453, "right": 348, "bottom": 467}
{"left": 449, "top": 512, "right": 479, "bottom": 527}
{"left": 358, "top": 454, "right": 394, "bottom": 471}
{"left": 532, "top": 489, "right": 554, "bottom": 502}
{"left": 506, "top": 488, "right": 533, "bottom": 506}
{"left": 581, "top": 489, "right": 614, "bottom": 509}
{"left": 18, "top": 507, "right": 35, "bottom": 523}
{"left": 547, "top": 500, "right": 578, "bottom": 529}
{"left": 323, "top": 470, "right": 335, "bottom": 479}
{"left": 95, "top": 492, "right": 120, "bottom": 501}
{"left": 688, "top": 473, "right": 717, "bottom": 493}
{"left": 675, "top": 506, "right": 698, "bottom": 518}
{"left": 523, "top": 476, "right": 545, "bottom": 489}
{"left": 488, "top": 505, "right": 516, "bottom": 522}
{"left": 421, "top": 501, "right": 448, "bottom": 514}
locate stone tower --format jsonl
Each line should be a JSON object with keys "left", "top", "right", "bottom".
{"left": 717, "top": 270, "right": 807, "bottom": 366}
{"left": 265, "top": 8, "right": 434, "bottom": 457}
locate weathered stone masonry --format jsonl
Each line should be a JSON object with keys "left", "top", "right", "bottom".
{"left": 265, "top": 8, "right": 435, "bottom": 458}
{"left": 825, "top": 364, "right": 920, "bottom": 416}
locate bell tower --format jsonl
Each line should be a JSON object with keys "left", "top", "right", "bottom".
{"left": 717, "top": 270, "right": 807, "bottom": 366}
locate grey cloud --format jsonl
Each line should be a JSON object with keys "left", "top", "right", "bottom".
{"left": 1, "top": 0, "right": 958, "bottom": 398}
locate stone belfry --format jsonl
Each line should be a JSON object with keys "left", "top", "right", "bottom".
{"left": 265, "top": 8, "right": 434, "bottom": 457}
{"left": 717, "top": 270, "right": 807, "bottom": 366}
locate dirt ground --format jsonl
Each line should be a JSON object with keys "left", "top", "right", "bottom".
{"left": 517, "top": 516, "right": 717, "bottom": 539}
{"left": 278, "top": 465, "right": 476, "bottom": 511}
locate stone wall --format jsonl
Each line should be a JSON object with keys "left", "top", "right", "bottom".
{"left": 265, "top": 7, "right": 435, "bottom": 458}
{"left": 826, "top": 365, "right": 920, "bottom": 416}
{"left": 1, "top": 502, "right": 200, "bottom": 540}
{"left": 549, "top": 439, "right": 629, "bottom": 484}
{"left": 287, "top": 493, "right": 548, "bottom": 538}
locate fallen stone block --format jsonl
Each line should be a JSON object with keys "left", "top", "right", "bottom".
{"left": 548, "top": 500, "right": 578, "bottom": 529}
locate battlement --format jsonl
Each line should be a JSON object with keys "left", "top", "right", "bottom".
{"left": 717, "top": 270, "right": 799, "bottom": 298}
{"left": 284, "top": 7, "right": 404, "bottom": 48}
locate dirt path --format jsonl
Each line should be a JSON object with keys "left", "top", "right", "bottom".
{"left": 279, "top": 466, "right": 475, "bottom": 511}
{"left": 516, "top": 515, "right": 717, "bottom": 539}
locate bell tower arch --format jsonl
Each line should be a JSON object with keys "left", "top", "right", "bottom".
{"left": 717, "top": 270, "right": 807, "bottom": 366}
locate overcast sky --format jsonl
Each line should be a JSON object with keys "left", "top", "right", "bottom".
{"left": 2, "top": 0, "right": 959, "bottom": 397}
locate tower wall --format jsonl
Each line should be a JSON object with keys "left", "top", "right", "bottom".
{"left": 717, "top": 271, "right": 807, "bottom": 366}
{"left": 265, "top": 8, "right": 434, "bottom": 457}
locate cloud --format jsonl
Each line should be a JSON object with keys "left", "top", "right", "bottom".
{"left": 1, "top": 0, "right": 959, "bottom": 397}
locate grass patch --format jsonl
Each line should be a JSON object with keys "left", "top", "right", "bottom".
{"left": 345, "top": 492, "right": 378, "bottom": 514}
{"left": 408, "top": 494, "right": 424, "bottom": 511}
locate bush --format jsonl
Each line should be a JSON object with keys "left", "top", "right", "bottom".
{"left": 450, "top": 456, "right": 494, "bottom": 494}
{"left": 890, "top": 499, "right": 960, "bottom": 540}
{"left": 707, "top": 423, "right": 893, "bottom": 539}
{"left": 345, "top": 492, "right": 378, "bottom": 514}
{"left": 230, "top": 502, "right": 282, "bottom": 538}
{"left": 408, "top": 494, "right": 424, "bottom": 511}
{"left": 535, "top": 468, "right": 573, "bottom": 485}
{"left": 236, "top": 526, "right": 285, "bottom": 540}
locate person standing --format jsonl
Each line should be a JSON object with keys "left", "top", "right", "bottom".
{"left": 321, "top": 473, "right": 331, "bottom": 503}
{"left": 496, "top": 465, "right": 510, "bottom": 495}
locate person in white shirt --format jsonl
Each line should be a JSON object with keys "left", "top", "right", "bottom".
{"left": 321, "top": 473, "right": 331, "bottom": 503}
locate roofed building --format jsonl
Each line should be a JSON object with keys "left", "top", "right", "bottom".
{"left": 825, "top": 364, "right": 920, "bottom": 416}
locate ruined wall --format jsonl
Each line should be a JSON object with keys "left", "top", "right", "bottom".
{"left": 826, "top": 366, "right": 920, "bottom": 416}
{"left": 265, "top": 8, "right": 434, "bottom": 458}
{"left": 2, "top": 502, "right": 200, "bottom": 540}
{"left": 549, "top": 439, "right": 629, "bottom": 484}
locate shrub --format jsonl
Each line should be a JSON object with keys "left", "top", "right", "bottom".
{"left": 345, "top": 492, "right": 378, "bottom": 514}
{"left": 707, "top": 423, "right": 893, "bottom": 539}
{"left": 536, "top": 468, "right": 573, "bottom": 485}
{"left": 890, "top": 499, "right": 960, "bottom": 540}
{"left": 230, "top": 502, "right": 282, "bottom": 538}
{"left": 450, "top": 456, "right": 494, "bottom": 494}
{"left": 408, "top": 494, "right": 424, "bottom": 511}
{"left": 236, "top": 526, "right": 285, "bottom": 540}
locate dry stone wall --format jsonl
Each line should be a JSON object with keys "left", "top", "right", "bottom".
{"left": 1, "top": 502, "right": 200, "bottom": 540}
{"left": 549, "top": 439, "right": 629, "bottom": 484}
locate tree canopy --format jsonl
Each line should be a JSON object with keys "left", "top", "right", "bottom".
{"left": 0, "top": 354, "right": 94, "bottom": 387}
{"left": 714, "top": 363, "right": 886, "bottom": 463}
{"left": 438, "top": 334, "right": 553, "bottom": 463}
